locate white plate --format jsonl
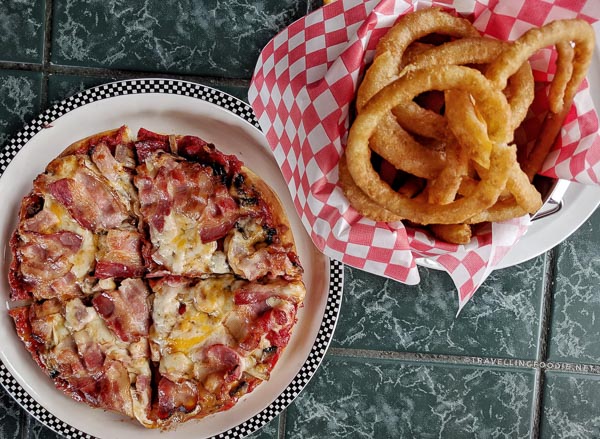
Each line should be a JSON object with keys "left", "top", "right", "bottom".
{"left": 0, "top": 79, "right": 343, "bottom": 439}
{"left": 497, "top": 183, "right": 600, "bottom": 269}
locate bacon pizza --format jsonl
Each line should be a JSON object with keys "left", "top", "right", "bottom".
{"left": 8, "top": 126, "right": 306, "bottom": 429}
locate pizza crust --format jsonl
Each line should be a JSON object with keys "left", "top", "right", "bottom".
{"left": 57, "top": 126, "right": 132, "bottom": 158}
{"left": 242, "top": 166, "right": 298, "bottom": 255}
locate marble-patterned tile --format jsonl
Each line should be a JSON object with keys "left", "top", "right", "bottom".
{"left": 540, "top": 372, "right": 600, "bottom": 438}
{"left": 333, "top": 255, "right": 545, "bottom": 359}
{"left": 286, "top": 356, "right": 534, "bottom": 438}
{"left": 27, "top": 413, "right": 61, "bottom": 439}
{"left": 308, "top": 0, "right": 324, "bottom": 13}
{"left": 0, "top": 71, "right": 43, "bottom": 150}
{"left": 0, "top": 0, "right": 45, "bottom": 63}
{"left": 47, "top": 74, "right": 117, "bottom": 107}
{"left": 216, "top": 84, "right": 249, "bottom": 104}
{"left": 51, "top": 0, "right": 306, "bottom": 78}
{"left": 547, "top": 209, "right": 600, "bottom": 364}
{"left": 247, "top": 416, "right": 279, "bottom": 439}
{"left": 0, "top": 385, "right": 23, "bottom": 438}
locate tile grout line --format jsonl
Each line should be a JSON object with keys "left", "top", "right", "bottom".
{"left": 18, "top": 410, "right": 29, "bottom": 439}
{"left": 40, "top": 0, "right": 54, "bottom": 110}
{"left": 0, "top": 60, "right": 252, "bottom": 88}
{"left": 327, "top": 347, "right": 600, "bottom": 375}
{"left": 0, "top": 62, "right": 43, "bottom": 72}
{"left": 278, "top": 408, "right": 287, "bottom": 439}
{"left": 537, "top": 247, "right": 557, "bottom": 362}
{"left": 530, "top": 247, "right": 558, "bottom": 439}
{"left": 307, "top": 0, "right": 320, "bottom": 14}
{"left": 530, "top": 368, "right": 544, "bottom": 439}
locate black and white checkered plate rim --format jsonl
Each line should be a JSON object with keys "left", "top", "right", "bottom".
{"left": 0, "top": 78, "right": 344, "bottom": 439}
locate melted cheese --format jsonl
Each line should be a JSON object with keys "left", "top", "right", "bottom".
{"left": 151, "top": 277, "right": 239, "bottom": 380}
{"left": 50, "top": 155, "right": 79, "bottom": 179}
{"left": 49, "top": 313, "right": 71, "bottom": 348}
{"left": 159, "top": 352, "right": 192, "bottom": 380}
{"left": 63, "top": 298, "right": 152, "bottom": 423}
{"left": 152, "top": 212, "right": 227, "bottom": 275}
{"left": 169, "top": 312, "right": 215, "bottom": 352}
{"left": 225, "top": 217, "right": 268, "bottom": 278}
{"left": 193, "top": 276, "right": 237, "bottom": 316}
{"left": 43, "top": 195, "right": 96, "bottom": 279}
{"left": 225, "top": 218, "right": 264, "bottom": 259}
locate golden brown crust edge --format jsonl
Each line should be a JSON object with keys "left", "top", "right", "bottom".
{"left": 241, "top": 166, "right": 299, "bottom": 256}
{"left": 57, "top": 126, "right": 132, "bottom": 158}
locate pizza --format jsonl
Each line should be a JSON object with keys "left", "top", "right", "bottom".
{"left": 7, "top": 126, "right": 306, "bottom": 429}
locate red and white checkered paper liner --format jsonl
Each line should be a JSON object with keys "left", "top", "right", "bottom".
{"left": 248, "top": 0, "right": 600, "bottom": 312}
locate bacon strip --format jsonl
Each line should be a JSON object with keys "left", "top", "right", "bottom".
{"left": 233, "top": 279, "right": 305, "bottom": 305}
{"left": 48, "top": 167, "right": 128, "bottom": 231}
{"left": 15, "top": 231, "right": 83, "bottom": 300}
{"left": 98, "top": 360, "right": 134, "bottom": 417}
{"left": 91, "top": 143, "right": 127, "bottom": 183}
{"left": 135, "top": 152, "right": 240, "bottom": 249}
{"left": 92, "top": 278, "right": 150, "bottom": 342}
{"left": 95, "top": 230, "right": 145, "bottom": 278}
{"left": 169, "top": 162, "right": 211, "bottom": 220}
{"left": 21, "top": 208, "right": 59, "bottom": 234}
{"left": 18, "top": 231, "right": 82, "bottom": 270}
{"left": 198, "top": 187, "right": 240, "bottom": 243}
{"left": 157, "top": 378, "right": 198, "bottom": 419}
{"left": 176, "top": 135, "right": 243, "bottom": 179}
{"left": 205, "top": 344, "right": 243, "bottom": 380}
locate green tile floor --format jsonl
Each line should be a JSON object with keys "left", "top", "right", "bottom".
{"left": 1, "top": 1, "right": 600, "bottom": 438}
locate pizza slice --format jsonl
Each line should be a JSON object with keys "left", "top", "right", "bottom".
{"left": 146, "top": 274, "right": 305, "bottom": 427}
{"left": 9, "top": 278, "right": 152, "bottom": 424}
{"left": 133, "top": 128, "right": 303, "bottom": 281}
{"left": 9, "top": 127, "right": 146, "bottom": 301}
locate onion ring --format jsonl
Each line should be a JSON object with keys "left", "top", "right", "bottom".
{"left": 401, "top": 37, "right": 507, "bottom": 74}
{"left": 339, "top": 154, "right": 404, "bottom": 222}
{"left": 429, "top": 223, "right": 472, "bottom": 244}
{"left": 340, "top": 12, "right": 595, "bottom": 244}
{"left": 491, "top": 20, "right": 596, "bottom": 180}
{"left": 356, "top": 8, "right": 480, "bottom": 111}
{"left": 548, "top": 41, "right": 575, "bottom": 114}
{"left": 369, "top": 113, "right": 446, "bottom": 179}
{"left": 486, "top": 19, "right": 594, "bottom": 110}
{"left": 346, "top": 65, "right": 514, "bottom": 225}
{"left": 426, "top": 138, "right": 469, "bottom": 205}
{"left": 465, "top": 198, "right": 529, "bottom": 224}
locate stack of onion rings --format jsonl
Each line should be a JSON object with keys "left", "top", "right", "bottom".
{"left": 341, "top": 8, "right": 595, "bottom": 244}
